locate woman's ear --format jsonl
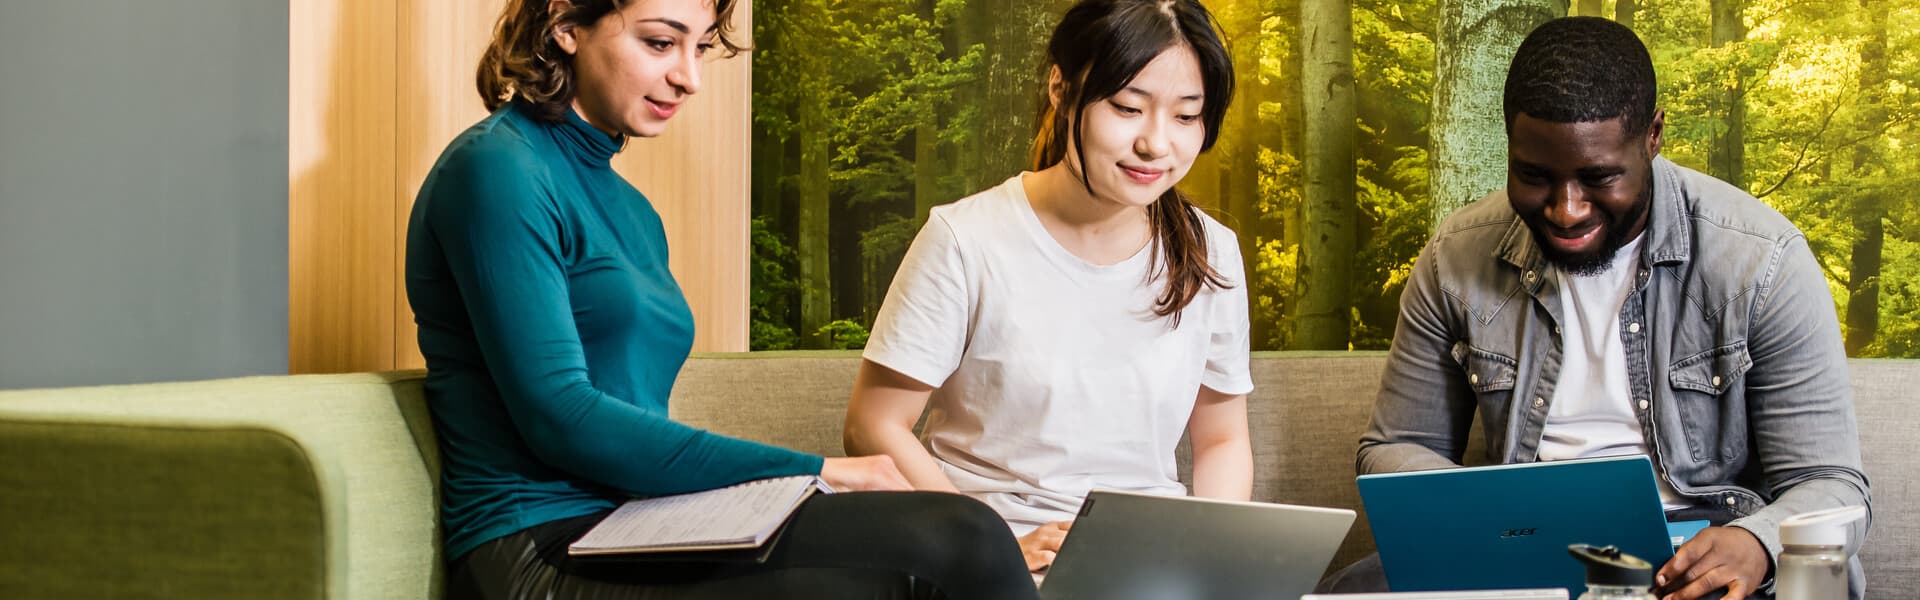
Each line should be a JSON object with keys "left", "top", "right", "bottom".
{"left": 1048, "top": 65, "right": 1067, "bottom": 112}
{"left": 549, "top": 0, "right": 580, "bottom": 55}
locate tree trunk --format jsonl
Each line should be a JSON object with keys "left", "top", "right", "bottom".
{"left": 1576, "top": 0, "right": 1603, "bottom": 17}
{"left": 1615, "top": 0, "right": 1638, "bottom": 29}
{"left": 966, "top": 0, "right": 1072, "bottom": 187}
{"left": 1295, "top": 0, "right": 1358, "bottom": 350}
{"left": 1428, "top": 0, "right": 1564, "bottom": 224}
{"left": 751, "top": 124, "right": 783, "bottom": 227}
{"left": 1222, "top": 0, "right": 1265, "bottom": 284}
{"left": 1232, "top": 24, "right": 1275, "bottom": 350}
{"left": 914, "top": 0, "right": 943, "bottom": 227}
{"left": 914, "top": 120, "right": 939, "bottom": 227}
{"left": 1847, "top": 197, "right": 1886, "bottom": 355}
{"left": 1708, "top": 0, "right": 1747, "bottom": 190}
{"left": 1845, "top": 0, "right": 1887, "bottom": 355}
{"left": 1281, "top": 0, "right": 1305, "bottom": 253}
{"left": 797, "top": 64, "right": 833, "bottom": 348}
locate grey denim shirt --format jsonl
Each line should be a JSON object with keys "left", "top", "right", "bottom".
{"left": 1359, "top": 157, "right": 1871, "bottom": 591}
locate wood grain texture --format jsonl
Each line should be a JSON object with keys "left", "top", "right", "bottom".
{"left": 290, "top": 0, "right": 398, "bottom": 373}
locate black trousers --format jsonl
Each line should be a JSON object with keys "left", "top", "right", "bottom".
{"left": 448, "top": 491, "right": 1039, "bottom": 600}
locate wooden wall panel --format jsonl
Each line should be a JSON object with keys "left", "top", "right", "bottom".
{"left": 292, "top": 0, "right": 754, "bottom": 375}
{"left": 289, "top": 0, "right": 398, "bottom": 374}
{"left": 611, "top": 2, "right": 754, "bottom": 354}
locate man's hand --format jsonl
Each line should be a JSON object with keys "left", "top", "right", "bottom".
{"left": 819, "top": 455, "right": 912, "bottom": 492}
{"left": 1017, "top": 520, "right": 1073, "bottom": 573}
{"left": 1655, "top": 526, "right": 1770, "bottom": 600}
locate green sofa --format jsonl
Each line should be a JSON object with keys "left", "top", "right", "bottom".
{"left": 3, "top": 353, "right": 1913, "bottom": 599}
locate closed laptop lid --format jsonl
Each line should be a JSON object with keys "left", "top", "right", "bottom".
{"left": 1040, "top": 490, "right": 1357, "bottom": 600}
{"left": 1356, "top": 455, "right": 1673, "bottom": 594}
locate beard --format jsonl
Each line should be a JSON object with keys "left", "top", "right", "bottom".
{"left": 1535, "top": 173, "right": 1653, "bottom": 277}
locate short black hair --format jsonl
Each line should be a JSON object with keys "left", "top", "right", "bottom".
{"left": 1503, "top": 17, "right": 1657, "bottom": 136}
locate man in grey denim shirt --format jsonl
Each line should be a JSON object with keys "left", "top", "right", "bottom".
{"left": 1357, "top": 18, "right": 1871, "bottom": 600}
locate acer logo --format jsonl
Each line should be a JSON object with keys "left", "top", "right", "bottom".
{"left": 1500, "top": 528, "right": 1538, "bottom": 538}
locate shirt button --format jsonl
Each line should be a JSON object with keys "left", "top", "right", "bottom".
{"left": 1470, "top": 373, "right": 1480, "bottom": 385}
{"left": 1711, "top": 375, "right": 1723, "bottom": 387}
{"left": 1628, "top": 322, "right": 1642, "bottom": 333}
{"left": 1638, "top": 400, "right": 1650, "bottom": 410}
{"left": 1533, "top": 397, "right": 1545, "bottom": 408}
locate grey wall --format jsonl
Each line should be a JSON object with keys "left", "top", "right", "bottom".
{"left": 0, "top": 2, "right": 289, "bottom": 389}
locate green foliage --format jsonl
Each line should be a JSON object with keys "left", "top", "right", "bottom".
{"left": 754, "top": 0, "right": 995, "bottom": 348}
{"left": 860, "top": 215, "right": 917, "bottom": 273}
{"left": 1250, "top": 237, "right": 1301, "bottom": 349}
{"left": 817, "top": 319, "right": 872, "bottom": 350}
{"left": 1647, "top": 0, "right": 1920, "bottom": 356}
{"left": 752, "top": 0, "right": 1920, "bottom": 358}
{"left": 749, "top": 217, "right": 799, "bottom": 351}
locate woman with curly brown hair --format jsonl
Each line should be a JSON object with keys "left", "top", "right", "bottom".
{"left": 405, "top": 1, "right": 1035, "bottom": 598}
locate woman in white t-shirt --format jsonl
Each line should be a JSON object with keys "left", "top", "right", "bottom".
{"left": 843, "top": 0, "right": 1253, "bottom": 574}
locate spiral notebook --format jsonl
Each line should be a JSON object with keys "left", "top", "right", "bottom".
{"left": 568, "top": 475, "right": 833, "bottom": 556}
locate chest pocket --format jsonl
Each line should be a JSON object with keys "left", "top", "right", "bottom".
{"left": 1453, "top": 342, "right": 1519, "bottom": 394}
{"left": 1668, "top": 342, "right": 1753, "bottom": 463}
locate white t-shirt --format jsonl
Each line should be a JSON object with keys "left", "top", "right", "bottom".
{"left": 862, "top": 174, "right": 1255, "bottom": 535}
{"left": 1538, "top": 235, "right": 1688, "bottom": 509}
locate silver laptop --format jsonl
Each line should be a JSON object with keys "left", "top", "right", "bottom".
{"left": 1038, "top": 490, "right": 1357, "bottom": 600}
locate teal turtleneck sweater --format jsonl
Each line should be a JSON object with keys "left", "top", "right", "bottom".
{"left": 406, "top": 103, "right": 823, "bottom": 561}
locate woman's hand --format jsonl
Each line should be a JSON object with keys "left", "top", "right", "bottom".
{"left": 819, "top": 455, "right": 912, "bottom": 492}
{"left": 1017, "top": 520, "right": 1074, "bottom": 573}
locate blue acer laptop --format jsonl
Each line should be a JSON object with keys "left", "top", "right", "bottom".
{"left": 1357, "top": 455, "right": 1677, "bottom": 594}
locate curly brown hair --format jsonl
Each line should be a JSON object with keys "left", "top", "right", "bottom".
{"left": 476, "top": 0, "right": 745, "bottom": 122}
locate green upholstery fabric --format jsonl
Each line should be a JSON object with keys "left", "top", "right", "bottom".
{"left": 1, "top": 355, "right": 1912, "bottom": 597}
{"left": 0, "top": 371, "right": 439, "bottom": 600}
{"left": 0, "top": 421, "right": 330, "bottom": 599}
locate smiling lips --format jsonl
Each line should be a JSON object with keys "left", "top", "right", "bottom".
{"left": 1544, "top": 223, "right": 1602, "bottom": 253}
{"left": 1120, "top": 164, "right": 1166, "bottom": 184}
{"left": 646, "top": 97, "right": 680, "bottom": 120}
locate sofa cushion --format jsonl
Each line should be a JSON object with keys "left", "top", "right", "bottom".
{"left": 1849, "top": 359, "right": 1919, "bottom": 594}
{"left": 672, "top": 353, "right": 864, "bottom": 458}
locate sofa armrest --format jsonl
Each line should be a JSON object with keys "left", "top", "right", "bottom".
{"left": 0, "top": 418, "right": 346, "bottom": 600}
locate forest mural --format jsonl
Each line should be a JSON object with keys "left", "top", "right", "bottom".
{"left": 748, "top": 0, "right": 1919, "bottom": 357}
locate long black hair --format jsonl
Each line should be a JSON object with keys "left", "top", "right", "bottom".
{"left": 1030, "top": 0, "right": 1236, "bottom": 325}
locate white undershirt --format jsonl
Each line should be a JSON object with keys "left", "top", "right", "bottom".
{"left": 862, "top": 174, "right": 1254, "bottom": 535}
{"left": 1538, "top": 236, "right": 1689, "bottom": 510}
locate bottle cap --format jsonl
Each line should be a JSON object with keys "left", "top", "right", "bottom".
{"left": 1781, "top": 505, "right": 1866, "bottom": 547}
{"left": 1568, "top": 544, "right": 1654, "bottom": 587}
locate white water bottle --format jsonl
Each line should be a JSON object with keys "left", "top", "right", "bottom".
{"left": 1777, "top": 506, "right": 1865, "bottom": 600}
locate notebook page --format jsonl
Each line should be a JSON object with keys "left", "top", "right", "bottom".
{"left": 572, "top": 476, "right": 823, "bottom": 552}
